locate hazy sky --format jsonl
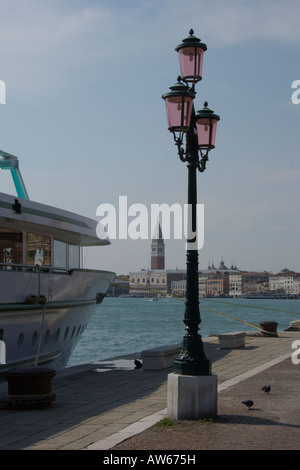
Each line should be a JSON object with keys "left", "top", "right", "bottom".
{"left": 1, "top": 0, "right": 300, "bottom": 275}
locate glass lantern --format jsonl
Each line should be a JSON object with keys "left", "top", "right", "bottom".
{"left": 195, "top": 102, "right": 220, "bottom": 150}
{"left": 175, "top": 29, "right": 207, "bottom": 83}
{"left": 162, "top": 78, "right": 195, "bottom": 134}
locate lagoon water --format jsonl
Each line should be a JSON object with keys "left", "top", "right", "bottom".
{"left": 67, "top": 296, "right": 300, "bottom": 367}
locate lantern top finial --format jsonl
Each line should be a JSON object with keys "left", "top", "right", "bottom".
{"left": 162, "top": 77, "right": 195, "bottom": 100}
{"left": 176, "top": 29, "right": 205, "bottom": 50}
{"left": 196, "top": 102, "right": 220, "bottom": 122}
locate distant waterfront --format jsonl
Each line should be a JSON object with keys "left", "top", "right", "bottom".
{"left": 67, "top": 297, "right": 300, "bottom": 368}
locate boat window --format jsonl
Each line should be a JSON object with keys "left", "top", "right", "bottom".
{"left": 54, "top": 240, "right": 67, "bottom": 268}
{"left": 26, "top": 233, "right": 51, "bottom": 266}
{"left": 0, "top": 228, "right": 22, "bottom": 264}
{"left": 68, "top": 244, "right": 80, "bottom": 269}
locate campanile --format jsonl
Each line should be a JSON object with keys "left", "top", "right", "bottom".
{"left": 151, "top": 220, "right": 165, "bottom": 270}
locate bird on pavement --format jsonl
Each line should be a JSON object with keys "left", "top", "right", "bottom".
{"left": 262, "top": 385, "right": 271, "bottom": 394}
{"left": 134, "top": 359, "right": 143, "bottom": 369}
{"left": 242, "top": 400, "right": 254, "bottom": 410}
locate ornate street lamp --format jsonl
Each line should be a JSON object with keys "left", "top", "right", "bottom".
{"left": 162, "top": 30, "right": 220, "bottom": 377}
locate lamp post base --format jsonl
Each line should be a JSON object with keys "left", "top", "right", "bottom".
{"left": 173, "top": 332, "right": 212, "bottom": 376}
{"left": 167, "top": 372, "right": 218, "bottom": 420}
{"left": 173, "top": 359, "right": 211, "bottom": 376}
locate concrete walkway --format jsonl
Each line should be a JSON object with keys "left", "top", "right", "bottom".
{"left": 0, "top": 330, "right": 299, "bottom": 450}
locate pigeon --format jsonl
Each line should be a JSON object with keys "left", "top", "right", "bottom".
{"left": 134, "top": 359, "right": 143, "bottom": 369}
{"left": 262, "top": 385, "right": 271, "bottom": 394}
{"left": 242, "top": 400, "right": 254, "bottom": 410}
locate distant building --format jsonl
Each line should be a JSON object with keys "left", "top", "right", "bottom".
{"left": 269, "top": 269, "right": 299, "bottom": 295}
{"left": 171, "top": 279, "right": 186, "bottom": 297}
{"left": 293, "top": 278, "right": 300, "bottom": 296}
{"left": 206, "top": 273, "right": 229, "bottom": 297}
{"left": 229, "top": 271, "right": 269, "bottom": 297}
{"left": 228, "top": 273, "right": 243, "bottom": 297}
{"left": 130, "top": 269, "right": 186, "bottom": 297}
{"left": 198, "top": 275, "right": 207, "bottom": 298}
{"left": 197, "top": 259, "right": 238, "bottom": 297}
{"left": 129, "top": 221, "right": 185, "bottom": 297}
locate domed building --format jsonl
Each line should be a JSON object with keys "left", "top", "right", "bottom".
{"left": 217, "top": 258, "right": 228, "bottom": 270}
{"left": 198, "top": 258, "right": 239, "bottom": 297}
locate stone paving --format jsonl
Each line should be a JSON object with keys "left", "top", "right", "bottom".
{"left": 0, "top": 330, "right": 298, "bottom": 450}
{"left": 114, "top": 357, "right": 300, "bottom": 450}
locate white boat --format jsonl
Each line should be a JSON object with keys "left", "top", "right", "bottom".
{"left": 0, "top": 150, "right": 115, "bottom": 371}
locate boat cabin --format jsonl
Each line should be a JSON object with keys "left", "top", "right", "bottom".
{"left": 0, "top": 228, "right": 80, "bottom": 270}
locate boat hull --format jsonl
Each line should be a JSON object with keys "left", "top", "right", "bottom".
{"left": 0, "top": 269, "right": 115, "bottom": 371}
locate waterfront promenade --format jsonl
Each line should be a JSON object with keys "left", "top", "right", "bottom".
{"left": 0, "top": 329, "right": 299, "bottom": 450}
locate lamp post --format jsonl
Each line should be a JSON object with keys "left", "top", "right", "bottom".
{"left": 162, "top": 30, "right": 220, "bottom": 377}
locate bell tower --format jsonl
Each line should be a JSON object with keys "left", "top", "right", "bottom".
{"left": 151, "top": 220, "right": 165, "bottom": 270}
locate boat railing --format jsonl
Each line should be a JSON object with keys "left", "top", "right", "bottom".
{"left": 0, "top": 262, "right": 70, "bottom": 275}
